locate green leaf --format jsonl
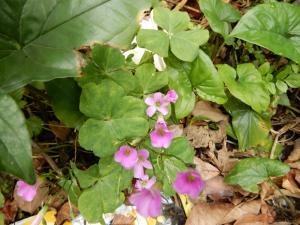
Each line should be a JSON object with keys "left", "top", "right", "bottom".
{"left": 0, "top": 92, "right": 35, "bottom": 184}
{"left": 0, "top": 0, "right": 150, "bottom": 92}
{"left": 153, "top": 7, "right": 190, "bottom": 33}
{"left": 167, "top": 137, "right": 194, "bottom": 163}
{"left": 0, "top": 192, "right": 4, "bottom": 208}
{"left": 135, "top": 63, "right": 168, "bottom": 94}
{"left": 78, "top": 167, "right": 132, "bottom": 223}
{"left": 170, "top": 29, "right": 209, "bottom": 62}
{"left": 26, "top": 115, "right": 43, "bottom": 137}
{"left": 189, "top": 50, "right": 227, "bottom": 104}
{"left": 59, "top": 178, "right": 81, "bottom": 206}
{"left": 198, "top": 0, "right": 240, "bottom": 37}
{"left": 136, "top": 29, "right": 169, "bottom": 57}
{"left": 276, "top": 80, "right": 288, "bottom": 94}
{"left": 72, "top": 164, "right": 99, "bottom": 189}
{"left": 79, "top": 80, "right": 149, "bottom": 157}
{"left": 46, "top": 78, "right": 85, "bottom": 128}
{"left": 168, "top": 68, "right": 196, "bottom": 119}
{"left": 230, "top": 2, "right": 300, "bottom": 64}
{"left": 0, "top": 213, "right": 3, "bottom": 225}
{"left": 218, "top": 63, "right": 270, "bottom": 113}
{"left": 224, "top": 97, "right": 271, "bottom": 150}
{"left": 285, "top": 73, "right": 300, "bottom": 88}
{"left": 225, "top": 158, "right": 290, "bottom": 193}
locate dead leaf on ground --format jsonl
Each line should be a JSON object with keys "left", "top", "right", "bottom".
{"left": 112, "top": 214, "right": 135, "bottom": 225}
{"left": 233, "top": 214, "right": 274, "bottom": 225}
{"left": 287, "top": 138, "right": 300, "bottom": 162}
{"left": 48, "top": 121, "right": 71, "bottom": 140}
{"left": 282, "top": 169, "right": 300, "bottom": 194}
{"left": 217, "top": 147, "right": 238, "bottom": 173}
{"left": 204, "top": 176, "right": 235, "bottom": 201}
{"left": 192, "top": 101, "right": 228, "bottom": 123}
{"left": 169, "top": 124, "right": 184, "bottom": 138}
{"left": 14, "top": 179, "right": 49, "bottom": 213}
{"left": 0, "top": 200, "right": 18, "bottom": 224}
{"left": 194, "top": 157, "right": 219, "bottom": 181}
{"left": 260, "top": 182, "right": 275, "bottom": 201}
{"left": 56, "top": 202, "right": 79, "bottom": 225}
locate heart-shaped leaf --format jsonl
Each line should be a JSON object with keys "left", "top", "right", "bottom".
{"left": 0, "top": 92, "right": 35, "bottom": 184}
{"left": 0, "top": 0, "right": 150, "bottom": 92}
{"left": 231, "top": 2, "right": 300, "bottom": 63}
{"left": 225, "top": 158, "right": 290, "bottom": 193}
{"left": 79, "top": 80, "right": 149, "bottom": 157}
{"left": 218, "top": 63, "right": 270, "bottom": 113}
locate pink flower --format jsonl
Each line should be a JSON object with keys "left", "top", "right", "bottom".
{"left": 134, "top": 149, "right": 153, "bottom": 178}
{"left": 129, "top": 188, "right": 162, "bottom": 218}
{"left": 135, "top": 175, "right": 156, "bottom": 190}
{"left": 165, "top": 90, "right": 178, "bottom": 103}
{"left": 16, "top": 181, "right": 38, "bottom": 202}
{"left": 150, "top": 118, "right": 174, "bottom": 148}
{"left": 172, "top": 170, "right": 205, "bottom": 199}
{"left": 145, "top": 92, "right": 169, "bottom": 117}
{"left": 114, "top": 145, "right": 138, "bottom": 169}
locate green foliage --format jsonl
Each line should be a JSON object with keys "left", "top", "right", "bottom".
{"left": 231, "top": 2, "right": 300, "bottom": 64}
{"left": 137, "top": 7, "right": 209, "bottom": 62}
{"left": 26, "top": 115, "right": 43, "bottom": 138}
{"left": 46, "top": 78, "right": 85, "bottom": 128}
{"left": 0, "top": 0, "right": 150, "bottom": 93}
{"left": 72, "top": 164, "right": 99, "bottom": 189}
{"left": 0, "top": 92, "right": 35, "bottom": 184}
{"left": 79, "top": 80, "right": 149, "bottom": 157}
{"left": 198, "top": 0, "right": 240, "bottom": 37}
{"left": 225, "top": 158, "right": 290, "bottom": 193}
{"left": 218, "top": 63, "right": 270, "bottom": 113}
{"left": 0, "top": 192, "right": 3, "bottom": 207}
{"left": 224, "top": 97, "right": 271, "bottom": 150}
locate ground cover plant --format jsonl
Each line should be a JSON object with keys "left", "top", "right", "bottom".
{"left": 1, "top": 0, "right": 300, "bottom": 224}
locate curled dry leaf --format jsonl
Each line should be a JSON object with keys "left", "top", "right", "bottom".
{"left": 194, "top": 157, "right": 219, "bottom": 181}
{"left": 282, "top": 169, "right": 300, "bottom": 194}
{"left": 192, "top": 101, "right": 228, "bottom": 122}
{"left": 287, "top": 138, "right": 300, "bottom": 162}
{"left": 56, "top": 202, "right": 79, "bottom": 225}
{"left": 14, "top": 180, "right": 49, "bottom": 213}
{"left": 233, "top": 214, "right": 274, "bottom": 225}
{"left": 0, "top": 200, "right": 18, "bottom": 224}
{"left": 204, "top": 176, "right": 235, "bottom": 201}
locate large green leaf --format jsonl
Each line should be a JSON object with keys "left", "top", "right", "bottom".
{"left": 225, "top": 158, "right": 290, "bottom": 193}
{"left": 230, "top": 2, "right": 300, "bottom": 64}
{"left": 198, "top": 0, "right": 240, "bottom": 37}
{"left": 0, "top": 0, "right": 150, "bottom": 92}
{"left": 0, "top": 192, "right": 3, "bottom": 208}
{"left": 79, "top": 80, "right": 149, "bottom": 157}
{"left": 189, "top": 50, "right": 227, "bottom": 104}
{"left": 0, "top": 92, "right": 35, "bottom": 184}
{"left": 46, "top": 78, "right": 85, "bottom": 128}
{"left": 224, "top": 97, "right": 271, "bottom": 150}
{"left": 218, "top": 63, "right": 270, "bottom": 113}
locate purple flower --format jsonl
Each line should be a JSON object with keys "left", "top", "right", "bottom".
{"left": 145, "top": 92, "right": 169, "bottom": 117}
{"left": 129, "top": 188, "right": 161, "bottom": 218}
{"left": 172, "top": 170, "right": 205, "bottom": 199}
{"left": 135, "top": 175, "right": 156, "bottom": 190}
{"left": 150, "top": 118, "right": 174, "bottom": 148}
{"left": 114, "top": 145, "right": 138, "bottom": 169}
{"left": 16, "top": 181, "right": 38, "bottom": 202}
{"left": 165, "top": 90, "right": 178, "bottom": 103}
{"left": 134, "top": 149, "right": 153, "bottom": 178}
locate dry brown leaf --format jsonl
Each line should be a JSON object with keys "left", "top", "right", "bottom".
{"left": 287, "top": 138, "right": 300, "bottom": 162}
{"left": 194, "top": 157, "right": 219, "bottom": 181}
{"left": 233, "top": 214, "right": 273, "bottom": 225}
{"left": 217, "top": 147, "right": 238, "bottom": 173}
{"left": 48, "top": 121, "right": 71, "bottom": 140}
{"left": 0, "top": 200, "right": 18, "bottom": 224}
{"left": 204, "top": 176, "right": 235, "bottom": 201}
{"left": 185, "top": 202, "right": 234, "bottom": 225}
{"left": 56, "top": 202, "right": 79, "bottom": 225}
{"left": 287, "top": 161, "right": 300, "bottom": 170}
{"left": 112, "top": 214, "right": 135, "bottom": 225}
{"left": 282, "top": 169, "right": 300, "bottom": 194}
{"left": 14, "top": 180, "right": 49, "bottom": 213}
{"left": 260, "top": 182, "right": 275, "bottom": 201}
{"left": 169, "top": 124, "right": 184, "bottom": 138}
{"left": 192, "top": 101, "right": 228, "bottom": 122}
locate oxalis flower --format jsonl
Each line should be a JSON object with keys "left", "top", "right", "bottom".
{"left": 172, "top": 170, "right": 205, "bottom": 199}
{"left": 150, "top": 118, "right": 174, "bottom": 148}
{"left": 129, "top": 188, "right": 161, "bottom": 218}
{"left": 16, "top": 181, "right": 38, "bottom": 202}
{"left": 145, "top": 92, "right": 169, "bottom": 117}
{"left": 165, "top": 90, "right": 178, "bottom": 103}
{"left": 135, "top": 175, "right": 156, "bottom": 190}
{"left": 114, "top": 145, "right": 138, "bottom": 169}
{"left": 134, "top": 149, "right": 153, "bottom": 178}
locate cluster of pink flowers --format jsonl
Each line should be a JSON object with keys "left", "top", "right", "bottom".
{"left": 114, "top": 90, "right": 205, "bottom": 218}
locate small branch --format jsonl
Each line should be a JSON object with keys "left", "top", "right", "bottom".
{"left": 175, "top": 0, "right": 188, "bottom": 10}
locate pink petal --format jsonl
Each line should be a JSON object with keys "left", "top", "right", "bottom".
{"left": 153, "top": 92, "right": 163, "bottom": 101}
{"left": 145, "top": 96, "right": 155, "bottom": 106}
{"left": 142, "top": 160, "right": 153, "bottom": 169}
{"left": 145, "top": 177, "right": 156, "bottom": 189}
{"left": 134, "top": 163, "right": 145, "bottom": 178}
{"left": 166, "top": 90, "right": 178, "bottom": 103}
{"left": 146, "top": 106, "right": 156, "bottom": 117}
{"left": 157, "top": 106, "right": 168, "bottom": 115}
{"left": 138, "top": 149, "right": 149, "bottom": 160}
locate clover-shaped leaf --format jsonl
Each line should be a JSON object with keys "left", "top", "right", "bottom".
{"left": 79, "top": 80, "right": 149, "bottom": 157}
{"left": 137, "top": 7, "right": 209, "bottom": 62}
{"left": 78, "top": 45, "right": 138, "bottom": 94}
{"left": 218, "top": 63, "right": 270, "bottom": 113}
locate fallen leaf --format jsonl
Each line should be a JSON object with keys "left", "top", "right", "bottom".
{"left": 260, "top": 182, "right": 275, "bottom": 200}
{"left": 56, "top": 202, "right": 79, "bottom": 225}
{"left": 48, "top": 121, "right": 71, "bottom": 140}
{"left": 192, "top": 101, "right": 228, "bottom": 122}
{"left": 287, "top": 138, "right": 300, "bottom": 162}
{"left": 0, "top": 200, "right": 18, "bottom": 224}
{"left": 204, "top": 176, "right": 235, "bottom": 201}
{"left": 217, "top": 147, "right": 238, "bottom": 173}
{"left": 233, "top": 214, "right": 273, "bottom": 225}
{"left": 194, "top": 157, "right": 219, "bottom": 181}
{"left": 112, "top": 214, "right": 135, "bottom": 225}
{"left": 282, "top": 169, "right": 300, "bottom": 194}
{"left": 14, "top": 180, "right": 49, "bottom": 213}
{"left": 169, "top": 124, "right": 184, "bottom": 138}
